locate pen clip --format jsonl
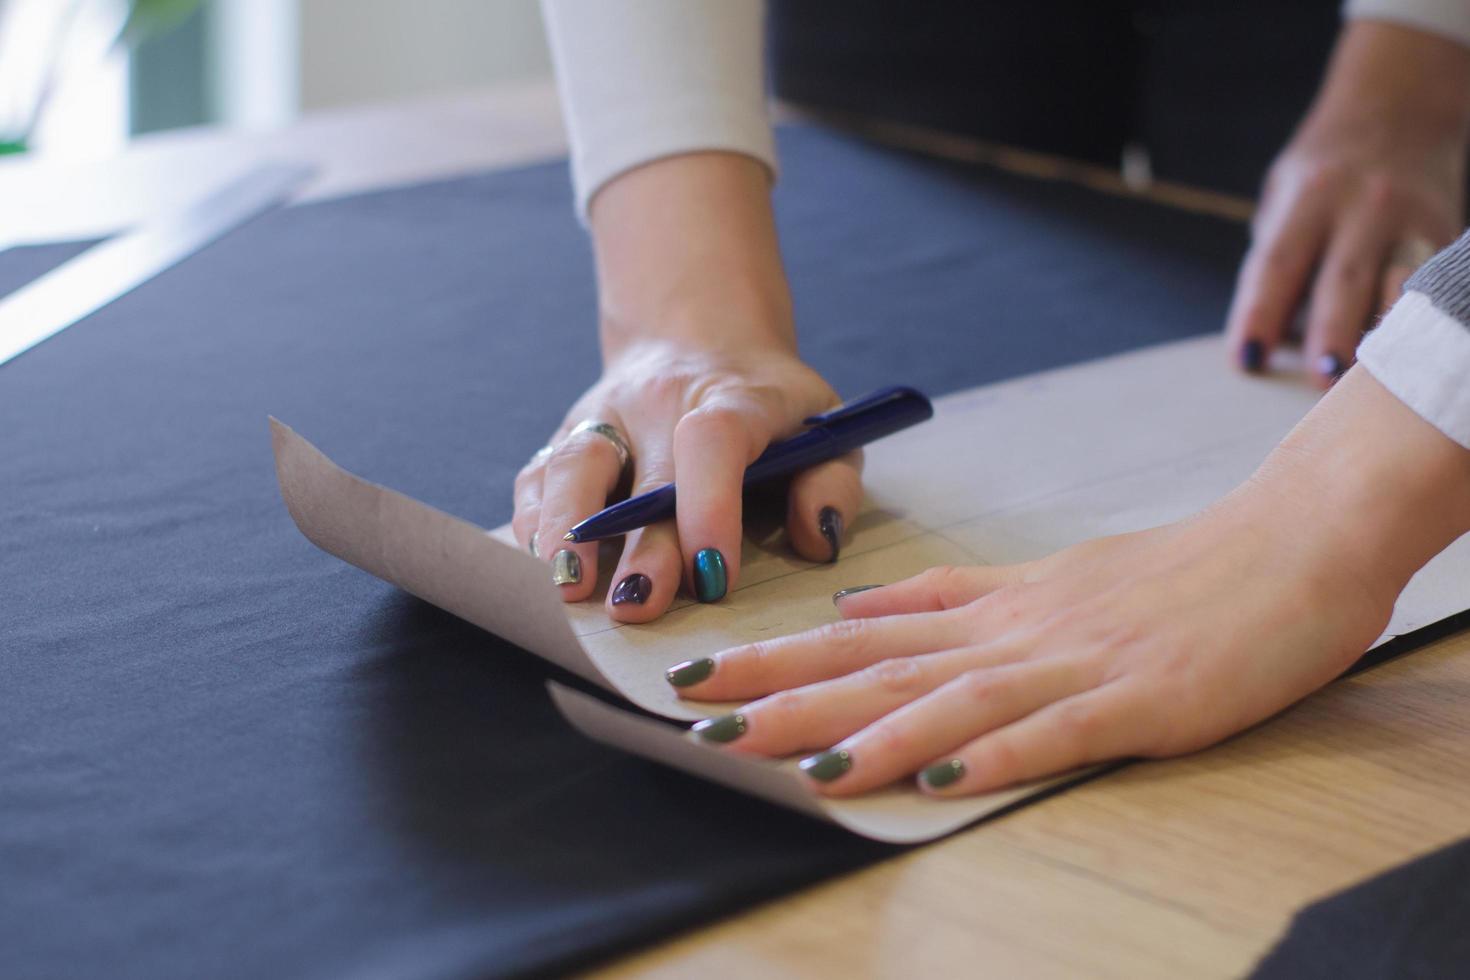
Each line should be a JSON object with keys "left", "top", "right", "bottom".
{"left": 803, "top": 385, "right": 927, "bottom": 426}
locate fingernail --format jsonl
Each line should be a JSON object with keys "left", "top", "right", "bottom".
{"left": 1240, "top": 339, "right": 1265, "bottom": 372}
{"left": 611, "top": 573, "right": 651, "bottom": 606}
{"left": 693, "top": 548, "right": 727, "bottom": 603}
{"left": 551, "top": 549, "right": 581, "bottom": 586}
{"left": 1317, "top": 352, "right": 1345, "bottom": 381}
{"left": 666, "top": 657, "right": 715, "bottom": 688}
{"left": 818, "top": 506, "right": 843, "bottom": 563}
{"left": 528, "top": 535, "right": 539, "bottom": 559}
{"left": 691, "top": 712, "right": 747, "bottom": 743}
{"left": 920, "top": 759, "right": 966, "bottom": 789}
{"left": 832, "top": 584, "right": 882, "bottom": 605}
{"left": 799, "top": 748, "right": 853, "bottom": 783}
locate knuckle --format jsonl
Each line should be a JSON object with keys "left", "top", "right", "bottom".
{"left": 814, "top": 617, "right": 870, "bottom": 652}
{"left": 980, "top": 736, "right": 1023, "bottom": 781}
{"left": 1255, "top": 237, "right": 1301, "bottom": 272}
{"left": 1363, "top": 172, "right": 1397, "bottom": 210}
{"left": 918, "top": 565, "right": 968, "bottom": 608}
{"left": 956, "top": 668, "right": 999, "bottom": 704}
{"left": 1301, "top": 160, "right": 1343, "bottom": 195}
{"left": 1326, "top": 255, "right": 1370, "bottom": 290}
{"left": 760, "top": 689, "right": 808, "bottom": 727}
{"left": 640, "top": 372, "right": 689, "bottom": 404}
{"left": 974, "top": 585, "right": 1029, "bottom": 628}
{"left": 674, "top": 405, "right": 749, "bottom": 453}
{"left": 863, "top": 722, "right": 911, "bottom": 758}
{"left": 742, "top": 639, "right": 785, "bottom": 684}
{"left": 1050, "top": 699, "right": 1105, "bottom": 751}
{"left": 858, "top": 658, "right": 925, "bottom": 696}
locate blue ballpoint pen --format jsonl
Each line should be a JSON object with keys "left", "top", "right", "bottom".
{"left": 563, "top": 385, "right": 934, "bottom": 544}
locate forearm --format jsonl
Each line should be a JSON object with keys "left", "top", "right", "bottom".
{"left": 1239, "top": 367, "right": 1470, "bottom": 606}
{"left": 1300, "top": 20, "right": 1470, "bottom": 168}
{"left": 591, "top": 152, "right": 795, "bottom": 363}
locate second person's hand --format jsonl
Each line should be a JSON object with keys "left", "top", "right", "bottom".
{"left": 511, "top": 151, "right": 862, "bottom": 621}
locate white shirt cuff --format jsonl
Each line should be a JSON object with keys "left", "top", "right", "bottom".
{"left": 1357, "top": 290, "right": 1470, "bottom": 450}
{"left": 1344, "top": 0, "right": 1470, "bottom": 47}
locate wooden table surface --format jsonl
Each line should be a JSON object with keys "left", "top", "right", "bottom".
{"left": 8, "top": 81, "right": 1467, "bottom": 980}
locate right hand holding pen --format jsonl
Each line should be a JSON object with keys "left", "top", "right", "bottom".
{"left": 513, "top": 341, "right": 861, "bottom": 621}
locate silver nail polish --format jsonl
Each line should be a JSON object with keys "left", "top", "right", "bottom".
{"left": 528, "top": 535, "right": 540, "bottom": 559}
{"left": 832, "top": 584, "right": 883, "bottom": 605}
{"left": 552, "top": 549, "right": 581, "bottom": 586}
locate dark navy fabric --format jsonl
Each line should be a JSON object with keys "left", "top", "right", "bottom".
{"left": 1252, "top": 836, "right": 1470, "bottom": 979}
{"left": 1, "top": 127, "right": 1253, "bottom": 979}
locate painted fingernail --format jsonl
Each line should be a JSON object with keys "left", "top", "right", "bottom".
{"left": 799, "top": 748, "right": 853, "bottom": 783}
{"left": 920, "top": 759, "right": 966, "bottom": 790}
{"left": 611, "top": 573, "right": 651, "bottom": 606}
{"left": 551, "top": 549, "right": 581, "bottom": 586}
{"left": 1240, "top": 339, "right": 1265, "bottom": 372}
{"left": 528, "top": 535, "right": 539, "bottom": 559}
{"left": 818, "top": 506, "right": 843, "bottom": 563}
{"left": 693, "top": 548, "right": 727, "bottom": 603}
{"left": 666, "top": 657, "right": 715, "bottom": 688}
{"left": 832, "top": 584, "right": 882, "bottom": 605}
{"left": 1317, "top": 352, "right": 1345, "bottom": 381}
{"left": 692, "top": 712, "right": 747, "bottom": 743}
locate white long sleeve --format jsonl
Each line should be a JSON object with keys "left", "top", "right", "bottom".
{"left": 1345, "top": 0, "right": 1470, "bottom": 46}
{"left": 539, "top": 0, "right": 774, "bottom": 219}
{"left": 1358, "top": 232, "right": 1470, "bottom": 450}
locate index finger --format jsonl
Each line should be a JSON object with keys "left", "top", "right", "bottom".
{"left": 1224, "top": 187, "right": 1331, "bottom": 371}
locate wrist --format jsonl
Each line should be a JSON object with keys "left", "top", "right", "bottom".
{"left": 1233, "top": 368, "right": 1470, "bottom": 605}
{"left": 1310, "top": 21, "right": 1470, "bottom": 146}
{"left": 590, "top": 151, "right": 796, "bottom": 362}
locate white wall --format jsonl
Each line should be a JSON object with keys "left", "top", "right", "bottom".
{"left": 297, "top": 0, "right": 551, "bottom": 111}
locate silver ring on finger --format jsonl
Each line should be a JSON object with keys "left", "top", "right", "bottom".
{"left": 566, "top": 419, "right": 632, "bottom": 471}
{"left": 1390, "top": 237, "right": 1436, "bottom": 273}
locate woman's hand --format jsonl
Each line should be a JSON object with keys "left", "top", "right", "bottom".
{"left": 1226, "top": 21, "right": 1470, "bottom": 386}
{"left": 514, "top": 340, "right": 859, "bottom": 619}
{"left": 512, "top": 152, "right": 862, "bottom": 620}
{"left": 668, "top": 368, "right": 1470, "bottom": 796}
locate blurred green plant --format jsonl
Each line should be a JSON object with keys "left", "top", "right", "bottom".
{"left": 118, "top": 0, "right": 205, "bottom": 47}
{"left": 0, "top": 0, "right": 205, "bottom": 154}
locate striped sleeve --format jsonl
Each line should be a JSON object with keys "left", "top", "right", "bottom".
{"left": 1357, "top": 231, "right": 1470, "bottom": 449}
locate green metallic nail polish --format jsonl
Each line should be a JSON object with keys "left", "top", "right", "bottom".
{"left": 799, "top": 749, "right": 853, "bottom": 783}
{"left": 920, "top": 759, "right": 966, "bottom": 789}
{"left": 666, "top": 657, "right": 715, "bottom": 688}
{"left": 831, "top": 584, "right": 882, "bottom": 605}
{"left": 551, "top": 549, "right": 581, "bottom": 586}
{"left": 693, "top": 548, "right": 727, "bottom": 603}
{"left": 691, "top": 712, "right": 747, "bottom": 743}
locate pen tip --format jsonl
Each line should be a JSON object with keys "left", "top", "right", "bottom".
{"left": 562, "top": 531, "right": 577, "bottom": 542}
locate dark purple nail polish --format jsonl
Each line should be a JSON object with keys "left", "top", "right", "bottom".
{"left": 818, "top": 506, "right": 843, "bottom": 564}
{"left": 1240, "top": 339, "right": 1265, "bottom": 373}
{"left": 1317, "top": 352, "right": 1345, "bottom": 381}
{"left": 611, "top": 573, "right": 651, "bottom": 606}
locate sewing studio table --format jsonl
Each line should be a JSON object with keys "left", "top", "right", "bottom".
{"left": 7, "top": 82, "right": 1469, "bottom": 979}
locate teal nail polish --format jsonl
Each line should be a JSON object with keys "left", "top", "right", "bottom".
{"left": 832, "top": 584, "right": 882, "bottom": 605}
{"left": 799, "top": 749, "right": 852, "bottom": 783}
{"left": 693, "top": 548, "right": 727, "bottom": 603}
{"left": 691, "top": 712, "right": 747, "bottom": 743}
{"left": 920, "top": 759, "right": 966, "bottom": 789}
{"left": 666, "top": 657, "right": 715, "bottom": 688}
